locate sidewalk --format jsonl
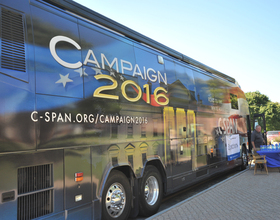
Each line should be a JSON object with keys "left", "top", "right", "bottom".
{"left": 148, "top": 167, "right": 280, "bottom": 220}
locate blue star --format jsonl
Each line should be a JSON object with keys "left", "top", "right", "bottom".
{"left": 55, "top": 73, "right": 73, "bottom": 87}
{"left": 120, "top": 75, "right": 125, "bottom": 81}
{"left": 92, "top": 67, "right": 102, "bottom": 75}
{"left": 110, "top": 71, "right": 116, "bottom": 77}
{"left": 75, "top": 68, "right": 88, "bottom": 77}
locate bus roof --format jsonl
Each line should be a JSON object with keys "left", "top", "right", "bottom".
{"left": 43, "top": 0, "right": 236, "bottom": 84}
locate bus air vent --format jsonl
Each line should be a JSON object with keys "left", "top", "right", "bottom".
{"left": 18, "top": 164, "right": 53, "bottom": 194}
{"left": 1, "top": 8, "right": 26, "bottom": 72}
{"left": 17, "top": 189, "right": 53, "bottom": 220}
{"left": 17, "top": 164, "right": 53, "bottom": 219}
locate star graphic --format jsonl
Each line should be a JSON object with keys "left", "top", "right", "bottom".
{"left": 82, "top": 67, "right": 89, "bottom": 77}
{"left": 92, "top": 67, "right": 102, "bottom": 75}
{"left": 110, "top": 71, "right": 116, "bottom": 77}
{"left": 55, "top": 73, "right": 73, "bottom": 87}
{"left": 74, "top": 68, "right": 88, "bottom": 77}
{"left": 120, "top": 75, "right": 125, "bottom": 81}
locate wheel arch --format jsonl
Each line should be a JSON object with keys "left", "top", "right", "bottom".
{"left": 99, "top": 165, "right": 135, "bottom": 198}
{"left": 143, "top": 159, "right": 167, "bottom": 194}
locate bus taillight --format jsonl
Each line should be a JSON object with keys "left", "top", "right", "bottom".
{"left": 75, "top": 172, "right": 83, "bottom": 182}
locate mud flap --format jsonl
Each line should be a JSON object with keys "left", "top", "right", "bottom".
{"left": 129, "top": 174, "right": 139, "bottom": 218}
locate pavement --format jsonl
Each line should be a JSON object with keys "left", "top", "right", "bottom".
{"left": 147, "top": 167, "right": 280, "bottom": 220}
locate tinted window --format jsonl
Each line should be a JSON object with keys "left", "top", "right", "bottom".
{"left": 193, "top": 71, "right": 225, "bottom": 107}
{"left": 168, "top": 63, "right": 196, "bottom": 108}
{"left": 230, "top": 93, "right": 238, "bottom": 109}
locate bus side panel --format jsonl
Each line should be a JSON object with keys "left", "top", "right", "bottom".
{"left": 64, "top": 147, "right": 92, "bottom": 210}
{"left": 35, "top": 94, "right": 84, "bottom": 149}
{"left": 66, "top": 204, "right": 93, "bottom": 220}
{"left": 0, "top": 82, "right": 36, "bottom": 153}
{"left": 0, "top": 150, "right": 64, "bottom": 220}
{"left": 0, "top": 0, "right": 30, "bottom": 15}
{"left": 31, "top": 2, "right": 83, "bottom": 99}
{"left": 0, "top": 0, "right": 36, "bottom": 153}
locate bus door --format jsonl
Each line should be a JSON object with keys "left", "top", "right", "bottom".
{"left": 193, "top": 113, "right": 208, "bottom": 176}
{"left": 247, "top": 115, "right": 252, "bottom": 152}
{"left": 164, "top": 107, "right": 194, "bottom": 188}
{"left": 253, "top": 113, "right": 267, "bottom": 145}
{"left": 186, "top": 110, "right": 198, "bottom": 171}
{"left": 163, "top": 107, "right": 176, "bottom": 166}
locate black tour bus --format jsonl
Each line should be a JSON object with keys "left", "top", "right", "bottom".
{"left": 0, "top": 0, "right": 250, "bottom": 219}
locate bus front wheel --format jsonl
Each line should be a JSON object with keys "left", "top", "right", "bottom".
{"left": 139, "top": 165, "right": 163, "bottom": 217}
{"left": 102, "top": 170, "right": 132, "bottom": 220}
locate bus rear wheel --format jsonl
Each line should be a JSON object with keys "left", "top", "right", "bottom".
{"left": 139, "top": 165, "right": 163, "bottom": 217}
{"left": 102, "top": 170, "right": 132, "bottom": 220}
{"left": 239, "top": 146, "right": 248, "bottom": 170}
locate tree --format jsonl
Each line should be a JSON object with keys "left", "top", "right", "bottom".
{"left": 245, "top": 91, "right": 269, "bottom": 107}
{"left": 245, "top": 91, "right": 280, "bottom": 131}
{"left": 259, "top": 102, "right": 280, "bottom": 131}
{"left": 245, "top": 91, "right": 269, "bottom": 130}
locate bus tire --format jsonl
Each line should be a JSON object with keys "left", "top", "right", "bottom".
{"left": 102, "top": 170, "right": 132, "bottom": 220}
{"left": 239, "top": 146, "right": 248, "bottom": 170}
{"left": 139, "top": 165, "right": 163, "bottom": 217}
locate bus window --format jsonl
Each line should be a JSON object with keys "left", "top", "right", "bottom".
{"left": 230, "top": 93, "right": 239, "bottom": 109}
{"left": 167, "top": 64, "right": 196, "bottom": 108}
{"left": 175, "top": 64, "right": 195, "bottom": 95}
{"left": 193, "top": 71, "right": 225, "bottom": 110}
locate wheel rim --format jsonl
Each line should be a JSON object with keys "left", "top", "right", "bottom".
{"left": 242, "top": 152, "right": 247, "bottom": 166}
{"left": 105, "top": 183, "right": 126, "bottom": 218}
{"left": 144, "top": 176, "right": 159, "bottom": 206}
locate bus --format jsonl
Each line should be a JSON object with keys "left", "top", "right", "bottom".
{"left": 0, "top": 0, "right": 250, "bottom": 219}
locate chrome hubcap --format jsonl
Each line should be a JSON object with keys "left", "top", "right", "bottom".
{"left": 243, "top": 152, "right": 247, "bottom": 165}
{"left": 105, "top": 183, "right": 126, "bottom": 218}
{"left": 144, "top": 176, "right": 159, "bottom": 206}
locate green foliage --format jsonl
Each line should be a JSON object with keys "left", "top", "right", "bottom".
{"left": 259, "top": 102, "right": 280, "bottom": 131}
{"left": 245, "top": 91, "right": 280, "bottom": 131}
{"left": 245, "top": 91, "right": 269, "bottom": 106}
